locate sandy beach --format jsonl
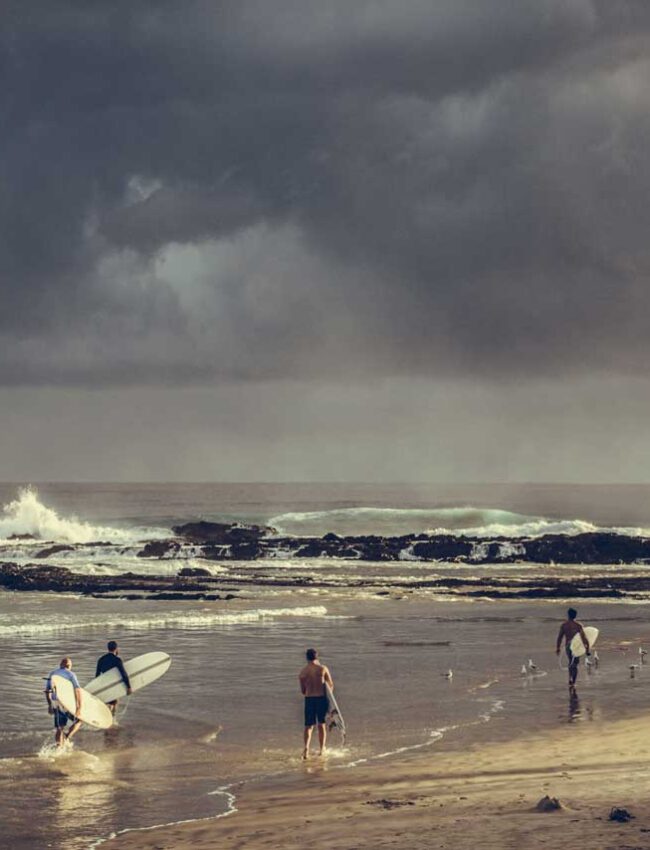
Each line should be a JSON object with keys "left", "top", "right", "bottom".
{"left": 101, "top": 712, "right": 650, "bottom": 850}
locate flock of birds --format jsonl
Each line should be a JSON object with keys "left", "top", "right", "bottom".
{"left": 439, "top": 647, "right": 649, "bottom": 682}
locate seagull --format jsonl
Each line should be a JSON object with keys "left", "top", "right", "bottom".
{"left": 630, "top": 664, "right": 641, "bottom": 678}
{"left": 593, "top": 651, "right": 600, "bottom": 667}
{"left": 528, "top": 659, "right": 539, "bottom": 673}
{"left": 639, "top": 648, "right": 648, "bottom": 663}
{"left": 443, "top": 669, "right": 453, "bottom": 680}
{"left": 521, "top": 664, "right": 528, "bottom": 676}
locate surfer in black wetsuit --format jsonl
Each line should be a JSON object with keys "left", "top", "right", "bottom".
{"left": 556, "top": 608, "right": 590, "bottom": 691}
{"left": 299, "top": 648, "right": 334, "bottom": 759}
{"left": 96, "top": 640, "right": 132, "bottom": 716}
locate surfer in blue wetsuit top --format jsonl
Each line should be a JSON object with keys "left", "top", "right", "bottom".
{"left": 96, "top": 641, "right": 132, "bottom": 716}
{"left": 44, "top": 657, "right": 82, "bottom": 747}
{"left": 299, "top": 648, "right": 334, "bottom": 759}
{"left": 556, "top": 608, "right": 590, "bottom": 691}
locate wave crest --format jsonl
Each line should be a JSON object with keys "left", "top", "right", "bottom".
{"left": 0, "top": 488, "right": 164, "bottom": 544}
{"left": 269, "top": 506, "right": 650, "bottom": 539}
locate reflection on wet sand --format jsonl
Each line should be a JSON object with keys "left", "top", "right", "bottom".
{"left": 568, "top": 688, "right": 581, "bottom": 722}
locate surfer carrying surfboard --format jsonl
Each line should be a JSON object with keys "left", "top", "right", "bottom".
{"left": 299, "top": 648, "right": 334, "bottom": 759}
{"left": 556, "top": 608, "right": 590, "bottom": 690}
{"left": 95, "top": 641, "right": 132, "bottom": 716}
{"left": 44, "top": 658, "right": 82, "bottom": 746}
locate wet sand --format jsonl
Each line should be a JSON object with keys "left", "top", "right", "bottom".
{"left": 101, "top": 711, "right": 650, "bottom": 850}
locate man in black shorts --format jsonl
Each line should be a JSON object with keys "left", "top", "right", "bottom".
{"left": 299, "top": 648, "right": 334, "bottom": 759}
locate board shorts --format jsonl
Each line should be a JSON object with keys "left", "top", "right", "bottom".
{"left": 304, "top": 695, "right": 329, "bottom": 727}
{"left": 53, "top": 708, "right": 75, "bottom": 728}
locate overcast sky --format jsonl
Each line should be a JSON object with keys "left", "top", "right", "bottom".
{"left": 2, "top": 1, "right": 650, "bottom": 482}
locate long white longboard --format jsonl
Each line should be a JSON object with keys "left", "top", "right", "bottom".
{"left": 51, "top": 674, "right": 113, "bottom": 730}
{"left": 84, "top": 652, "right": 171, "bottom": 704}
{"left": 570, "top": 626, "right": 599, "bottom": 658}
{"left": 325, "top": 683, "right": 346, "bottom": 742}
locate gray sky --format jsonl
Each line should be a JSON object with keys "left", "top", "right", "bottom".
{"left": 2, "top": 1, "right": 650, "bottom": 481}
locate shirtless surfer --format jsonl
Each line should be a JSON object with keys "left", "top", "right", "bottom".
{"left": 299, "top": 648, "right": 333, "bottom": 759}
{"left": 556, "top": 607, "right": 590, "bottom": 690}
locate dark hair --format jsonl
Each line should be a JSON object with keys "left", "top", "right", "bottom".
{"left": 306, "top": 648, "right": 318, "bottom": 661}
{"left": 567, "top": 608, "right": 577, "bottom": 620}
{"left": 108, "top": 640, "right": 118, "bottom": 652}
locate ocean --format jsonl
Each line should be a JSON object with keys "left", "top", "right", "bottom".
{"left": 2, "top": 482, "right": 650, "bottom": 849}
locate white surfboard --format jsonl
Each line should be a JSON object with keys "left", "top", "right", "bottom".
{"left": 84, "top": 652, "right": 171, "bottom": 704}
{"left": 325, "top": 684, "right": 346, "bottom": 742}
{"left": 570, "top": 626, "right": 599, "bottom": 658}
{"left": 51, "top": 674, "right": 113, "bottom": 730}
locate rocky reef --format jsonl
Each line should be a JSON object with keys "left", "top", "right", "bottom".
{"left": 3, "top": 521, "right": 650, "bottom": 600}
{"left": 2, "top": 560, "right": 650, "bottom": 600}
{"left": 141, "top": 522, "right": 650, "bottom": 566}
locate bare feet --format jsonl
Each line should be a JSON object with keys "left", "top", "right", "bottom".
{"left": 302, "top": 749, "right": 309, "bottom": 760}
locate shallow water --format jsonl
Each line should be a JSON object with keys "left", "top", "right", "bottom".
{"left": 3, "top": 590, "right": 650, "bottom": 849}
{"left": 3, "top": 482, "right": 650, "bottom": 848}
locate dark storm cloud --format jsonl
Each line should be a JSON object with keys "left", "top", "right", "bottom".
{"left": 2, "top": 0, "right": 650, "bottom": 385}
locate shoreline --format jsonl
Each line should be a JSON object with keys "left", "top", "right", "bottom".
{"left": 99, "top": 709, "right": 650, "bottom": 850}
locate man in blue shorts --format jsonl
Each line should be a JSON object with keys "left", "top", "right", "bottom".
{"left": 44, "top": 657, "right": 82, "bottom": 747}
{"left": 299, "top": 648, "right": 334, "bottom": 759}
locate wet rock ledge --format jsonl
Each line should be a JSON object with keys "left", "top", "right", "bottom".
{"left": 3, "top": 561, "right": 650, "bottom": 601}
{"left": 3, "top": 522, "right": 650, "bottom": 600}
{"left": 0, "top": 563, "right": 238, "bottom": 600}
{"left": 140, "top": 521, "right": 650, "bottom": 566}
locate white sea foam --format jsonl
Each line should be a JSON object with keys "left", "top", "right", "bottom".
{"left": 88, "top": 787, "right": 238, "bottom": 850}
{"left": 0, "top": 605, "right": 331, "bottom": 636}
{"left": 0, "top": 488, "right": 167, "bottom": 544}
{"left": 270, "top": 505, "right": 650, "bottom": 540}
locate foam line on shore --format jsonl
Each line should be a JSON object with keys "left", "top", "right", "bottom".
{"left": 0, "top": 605, "right": 332, "bottom": 636}
{"left": 84, "top": 694, "right": 508, "bottom": 848}
{"left": 87, "top": 788, "right": 238, "bottom": 850}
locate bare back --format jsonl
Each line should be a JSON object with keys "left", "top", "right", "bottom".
{"left": 557, "top": 620, "right": 589, "bottom": 651}
{"left": 299, "top": 661, "right": 333, "bottom": 697}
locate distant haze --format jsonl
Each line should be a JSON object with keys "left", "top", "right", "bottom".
{"left": 2, "top": 2, "right": 650, "bottom": 482}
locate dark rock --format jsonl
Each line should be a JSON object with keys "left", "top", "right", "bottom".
{"left": 35, "top": 544, "right": 75, "bottom": 558}
{"left": 535, "top": 796, "right": 564, "bottom": 812}
{"left": 230, "top": 542, "right": 261, "bottom": 560}
{"left": 178, "top": 566, "right": 212, "bottom": 577}
{"left": 143, "top": 592, "right": 209, "bottom": 601}
{"left": 172, "top": 521, "right": 275, "bottom": 543}
{"left": 609, "top": 807, "right": 634, "bottom": 822}
{"left": 295, "top": 540, "right": 327, "bottom": 558}
{"left": 8, "top": 533, "right": 36, "bottom": 540}
{"left": 366, "top": 799, "right": 415, "bottom": 810}
{"left": 137, "top": 540, "right": 181, "bottom": 558}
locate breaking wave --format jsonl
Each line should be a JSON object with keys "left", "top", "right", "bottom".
{"left": 269, "top": 506, "right": 650, "bottom": 539}
{"left": 0, "top": 488, "right": 166, "bottom": 544}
